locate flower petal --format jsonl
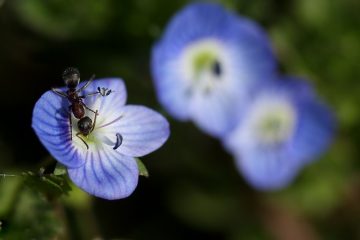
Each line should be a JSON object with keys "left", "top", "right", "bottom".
{"left": 154, "top": 3, "right": 275, "bottom": 61}
{"left": 151, "top": 54, "right": 192, "bottom": 120}
{"left": 292, "top": 100, "right": 335, "bottom": 164}
{"left": 67, "top": 145, "right": 139, "bottom": 200}
{"left": 80, "top": 78, "right": 127, "bottom": 115}
{"left": 96, "top": 105, "right": 170, "bottom": 157}
{"left": 32, "top": 91, "right": 85, "bottom": 168}
{"left": 189, "top": 87, "right": 243, "bottom": 137}
{"left": 234, "top": 147, "right": 301, "bottom": 190}
{"left": 32, "top": 78, "right": 128, "bottom": 168}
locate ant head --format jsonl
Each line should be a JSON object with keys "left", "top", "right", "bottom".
{"left": 63, "top": 67, "right": 80, "bottom": 89}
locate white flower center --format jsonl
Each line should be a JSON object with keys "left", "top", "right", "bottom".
{"left": 250, "top": 97, "right": 297, "bottom": 145}
{"left": 180, "top": 39, "right": 229, "bottom": 94}
{"left": 70, "top": 97, "right": 118, "bottom": 151}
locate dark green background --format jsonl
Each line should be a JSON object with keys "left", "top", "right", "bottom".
{"left": 0, "top": 0, "right": 359, "bottom": 239}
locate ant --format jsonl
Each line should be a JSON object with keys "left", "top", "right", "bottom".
{"left": 52, "top": 67, "right": 107, "bottom": 150}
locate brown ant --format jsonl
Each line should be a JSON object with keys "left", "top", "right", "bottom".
{"left": 52, "top": 67, "right": 105, "bottom": 149}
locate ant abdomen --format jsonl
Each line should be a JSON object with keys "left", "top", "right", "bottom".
{"left": 78, "top": 117, "right": 93, "bottom": 136}
{"left": 72, "top": 103, "right": 85, "bottom": 119}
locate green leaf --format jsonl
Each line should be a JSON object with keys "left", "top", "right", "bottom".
{"left": 22, "top": 170, "right": 71, "bottom": 198}
{"left": 53, "top": 163, "right": 67, "bottom": 176}
{"left": 135, "top": 158, "right": 149, "bottom": 177}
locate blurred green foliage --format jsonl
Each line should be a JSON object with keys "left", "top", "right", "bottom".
{"left": 0, "top": 0, "right": 359, "bottom": 239}
{"left": 12, "top": 0, "right": 113, "bottom": 40}
{"left": 0, "top": 177, "right": 65, "bottom": 239}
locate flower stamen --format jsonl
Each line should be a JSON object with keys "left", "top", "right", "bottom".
{"left": 97, "top": 115, "right": 124, "bottom": 129}
{"left": 113, "top": 133, "right": 123, "bottom": 150}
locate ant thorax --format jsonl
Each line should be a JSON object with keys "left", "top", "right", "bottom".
{"left": 66, "top": 89, "right": 79, "bottom": 102}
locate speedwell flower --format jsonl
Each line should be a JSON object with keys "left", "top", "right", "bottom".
{"left": 32, "top": 78, "right": 170, "bottom": 199}
{"left": 151, "top": 2, "right": 277, "bottom": 137}
{"left": 224, "top": 77, "right": 335, "bottom": 190}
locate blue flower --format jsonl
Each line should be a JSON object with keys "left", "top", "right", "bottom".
{"left": 151, "top": 3, "right": 277, "bottom": 137}
{"left": 32, "top": 78, "right": 170, "bottom": 199}
{"left": 224, "top": 77, "right": 335, "bottom": 190}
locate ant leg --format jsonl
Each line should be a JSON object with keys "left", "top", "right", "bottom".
{"left": 68, "top": 106, "right": 73, "bottom": 140}
{"left": 90, "top": 110, "right": 99, "bottom": 133}
{"left": 52, "top": 88, "right": 67, "bottom": 97}
{"left": 76, "top": 74, "right": 96, "bottom": 93}
{"left": 82, "top": 102, "right": 97, "bottom": 114}
{"left": 76, "top": 132, "right": 89, "bottom": 150}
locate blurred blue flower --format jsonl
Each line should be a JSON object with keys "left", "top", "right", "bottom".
{"left": 32, "top": 78, "right": 170, "bottom": 199}
{"left": 224, "top": 78, "right": 335, "bottom": 190}
{"left": 151, "top": 3, "right": 277, "bottom": 137}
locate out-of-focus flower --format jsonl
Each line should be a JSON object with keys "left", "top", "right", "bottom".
{"left": 224, "top": 78, "right": 335, "bottom": 190}
{"left": 32, "top": 78, "right": 170, "bottom": 200}
{"left": 151, "top": 3, "right": 277, "bottom": 137}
